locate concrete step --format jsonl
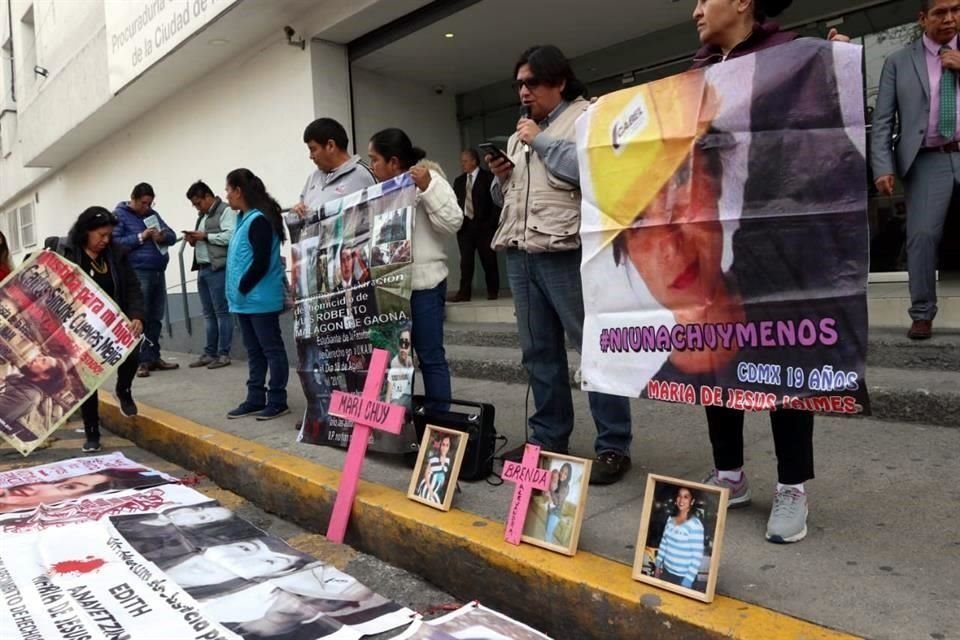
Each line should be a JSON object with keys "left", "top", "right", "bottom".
{"left": 444, "top": 322, "right": 960, "bottom": 372}
{"left": 444, "top": 343, "right": 960, "bottom": 429}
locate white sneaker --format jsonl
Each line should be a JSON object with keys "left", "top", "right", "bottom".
{"left": 765, "top": 487, "right": 808, "bottom": 543}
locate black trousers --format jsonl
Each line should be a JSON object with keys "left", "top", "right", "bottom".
{"left": 457, "top": 218, "right": 498, "bottom": 298}
{"left": 81, "top": 344, "right": 140, "bottom": 440}
{"left": 706, "top": 406, "right": 814, "bottom": 485}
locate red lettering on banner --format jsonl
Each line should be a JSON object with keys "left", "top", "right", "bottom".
{"left": 646, "top": 380, "right": 696, "bottom": 405}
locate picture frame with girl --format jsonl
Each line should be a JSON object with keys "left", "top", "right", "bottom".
{"left": 407, "top": 425, "right": 466, "bottom": 512}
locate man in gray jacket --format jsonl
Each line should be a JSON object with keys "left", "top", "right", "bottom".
{"left": 287, "top": 118, "right": 377, "bottom": 236}
{"left": 184, "top": 181, "right": 236, "bottom": 369}
{"left": 872, "top": 0, "right": 960, "bottom": 339}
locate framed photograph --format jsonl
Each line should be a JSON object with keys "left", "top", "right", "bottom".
{"left": 520, "top": 452, "right": 591, "bottom": 556}
{"left": 632, "top": 474, "right": 729, "bottom": 603}
{"left": 407, "top": 425, "right": 467, "bottom": 512}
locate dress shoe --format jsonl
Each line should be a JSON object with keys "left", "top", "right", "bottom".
{"left": 149, "top": 358, "right": 180, "bottom": 371}
{"left": 487, "top": 293, "right": 499, "bottom": 300}
{"left": 136, "top": 364, "right": 151, "bottom": 378}
{"left": 450, "top": 292, "right": 471, "bottom": 303}
{"left": 907, "top": 319, "right": 932, "bottom": 340}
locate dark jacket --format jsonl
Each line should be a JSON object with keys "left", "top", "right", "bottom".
{"left": 111, "top": 202, "right": 176, "bottom": 272}
{"left": 0, "top": 377, "right": 44, "bottom": 434}
{"left": 453, "top": 169, "right": 500, "bottom": 229}
{"left": 45, "top": 236, "right": 146, "bottom": 322}
{"left": 690, "top": 21, "right": 798, "bottom": 69}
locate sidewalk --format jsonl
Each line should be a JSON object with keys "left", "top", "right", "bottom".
{"left": 110, "top": 352, "right": 959, "bottom": 640}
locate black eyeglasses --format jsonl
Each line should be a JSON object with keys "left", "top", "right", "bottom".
{"left": 399, "top": 338, "right": 411, "bottom": 348}
{"left": 511, "top": 77, "right": 542, "bottom": 92}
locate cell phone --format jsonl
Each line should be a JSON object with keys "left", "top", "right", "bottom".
{"left": 478, "top": 143, "right": 514, "bottom": 168}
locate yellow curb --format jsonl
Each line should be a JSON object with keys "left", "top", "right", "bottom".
{"left": 100, "top": 397, "right": 861, "bottom": 640}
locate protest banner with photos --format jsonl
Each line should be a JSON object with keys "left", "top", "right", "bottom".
{"left": 0, "top": 452, "right": 177, "bottom": 515}
{"left": 1, "top": 458, "right": 415, "bottom": 640}
{"left": 394, "top": 603, "right": 552, "bottom": 640}
{"left": 291, "top": 174, "right": 419, "bottom": 453}
{"left": 0, "top": 252, "right": 141, "bottom": 455}
{"left": 578, "top": 40, "right": 871, "bottom": 416}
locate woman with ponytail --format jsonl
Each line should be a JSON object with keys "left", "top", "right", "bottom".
{"left": 223, "top": 169, "right": 290, "bottom": 421}
{"left": 368, "top": 128, "right": 462, "bottom": 407}
{"left": 686, "top": 0, "right": 854, "bottom": 544}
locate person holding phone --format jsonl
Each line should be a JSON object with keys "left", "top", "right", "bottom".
{"left": 485, "top": 45, "right": 634, "bottom": 486}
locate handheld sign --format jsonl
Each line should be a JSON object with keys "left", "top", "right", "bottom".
{"left": 501, "top": 444, "right": 551, "bottom": 545}
{"left": 326, "top": 348, "right": 405, "bottom": 543}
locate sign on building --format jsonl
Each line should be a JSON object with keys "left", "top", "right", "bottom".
{"left": 104, "top": 0, "right": 242, "bottom": 93}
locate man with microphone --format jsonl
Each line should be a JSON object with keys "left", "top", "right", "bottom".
{"left": 485, "top": 45, "right": 634, "bottom": 485}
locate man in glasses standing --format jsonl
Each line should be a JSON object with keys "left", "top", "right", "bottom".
{"left": 484, "top": 45, "right": 634, "bottom": 485}
{"left": 113, "top": 182, "right": 178, "bottom": 377}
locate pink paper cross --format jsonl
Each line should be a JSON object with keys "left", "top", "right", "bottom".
{"left": 326, "top": 348, "right": 405, "bottom": 543}
{"left": 501, "top": 444, "right": 551, "bottom": 545}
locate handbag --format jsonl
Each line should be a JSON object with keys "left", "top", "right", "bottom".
{"left": 410, "top": 395, "right": 498, "bottom": 482}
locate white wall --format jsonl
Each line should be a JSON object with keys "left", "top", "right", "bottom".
{"left": 351, "top": 67, "right": 463, "bottom": 289}
{"left": 351, "top": 67, "right": 461, "bottom": 180}
{"left": 6, "top": 35, "right": 320, "bottom": 292}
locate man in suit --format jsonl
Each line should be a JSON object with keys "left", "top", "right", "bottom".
{"left": 452, "top": 149, "right": 500, "bottom": 301}
{"left": 872, "top": 0, "right": 960, "bottom": 340}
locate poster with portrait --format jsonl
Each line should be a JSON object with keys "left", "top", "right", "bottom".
{"left": 0, "top": 452, "right": 176, "bottom": 515}
{"left": 407, "top": 425, "right": 468, "bottom": 512}
{"left": 520, "top": 452, "right": 591, "bottom": 556}
{"left": 633, "top": 474, "right": 728, "bottom": 603}
{"left": 0, "top": 252, "right": 141, "bottom": 455}
{"left": 0, "top": 458, "right": 415, "bottom": 640}
{"left": 578, "top": 39, "right": 871, "bottom": 416}
{"left": 291, "top": 174, "right": 418, "bottom": 453}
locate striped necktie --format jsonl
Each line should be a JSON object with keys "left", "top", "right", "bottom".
{"left": 464, "top": 173, "right": 474, "bottom": 219}
{"left": 941, "top": 46, "right": 957, "bottom": 141}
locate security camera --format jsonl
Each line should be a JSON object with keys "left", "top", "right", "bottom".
{"left": 284, "top": 25, "right": 305, "bottom": 50}
{"left": 433, "top": 85, "right": 446, "bottom": 95}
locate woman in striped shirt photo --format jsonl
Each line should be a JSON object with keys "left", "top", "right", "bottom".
{"left": 653, "top": 486, "right": 706, "bottom": 590}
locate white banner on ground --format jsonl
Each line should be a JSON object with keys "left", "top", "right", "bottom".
{"left": 1, "top": 463, "right": 414, "bottom": 640}
{"left": 395, "top": 603, "right": 553, "bottom": 640}
{"left": 104, "top": 0, "right": 242, "bottom": 93}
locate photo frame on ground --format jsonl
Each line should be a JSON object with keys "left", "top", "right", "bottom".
{"left": 407, "top": 425, "right": 467, "bottom": 511}
{"left": 633, "top": 474, "right": 729, "bottom": 603}
{"left": 520, "top": 452, "right": 591, "bottom": 556}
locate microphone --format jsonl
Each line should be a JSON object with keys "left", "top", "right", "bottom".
{"left": 520, "top": 105, "right": 531, "bottom": 156}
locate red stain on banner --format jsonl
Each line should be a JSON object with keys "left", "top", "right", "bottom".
{"left": 51, "top": 556, "right": 106, "bottom": 575}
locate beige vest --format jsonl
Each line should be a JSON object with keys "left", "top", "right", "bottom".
{"left": 491, "top": 97, "right": 588, "bottom": 253}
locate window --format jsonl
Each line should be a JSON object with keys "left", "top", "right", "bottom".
{"left": 18, "top": 203, "right": 34, "bottom": 248}
{"left": 4, "top": 209, "right": 20, "bottom": 252}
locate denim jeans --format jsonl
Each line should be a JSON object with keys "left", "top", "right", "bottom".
{"left": 237, "top": 312, "right": 289, "bottom": 408}
{"left": 505, "top": 248, "right": 632, "bottom": 455}
{"left": 410, "top": 280, "right": 452, "bottom": 408}
{"left": 197, "top": 266, "right": 233, "bottom": 357}
{"left": 134, "top": 270, "right": 167, "bottom": 365}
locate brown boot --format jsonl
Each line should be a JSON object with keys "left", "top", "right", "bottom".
{"left": 136, "top": 364, "right": 151, "bottom": 378}
{"left": 907, "top": 319, "right": 932, "bottom": 340}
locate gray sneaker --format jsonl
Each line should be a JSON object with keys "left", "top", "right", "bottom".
{"left": 207, "top": 355, "right": 231, "bottom": 370}
{"left": 189, "top": 354, "right": 215, "bottom": 368}
{"left": 703, "top": 469, "right": 752, "bottom": 508}
{"left": 766, "top": 487, "right": 808, "bottom": 544}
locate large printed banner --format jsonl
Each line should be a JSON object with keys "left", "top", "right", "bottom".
{"left": 0, "top": 252, "right": 141, "bottom": 455}
{"left": 578, "top": 40, "right": 871, "bottom": 415}
{"left": 0, "top": 452, "right": 176, "bottom": 515}
{"left": 0, "top": 459, "right": 414, "bottom": 640}
{"left": 292, "top": 174, "right": 419, "bottom": 453}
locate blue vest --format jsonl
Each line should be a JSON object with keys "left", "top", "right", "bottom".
{"left": 226, "top": 209, "right": 284, "bottom": 314}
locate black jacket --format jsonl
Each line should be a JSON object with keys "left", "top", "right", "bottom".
{"left": 44, "top": 236, "right": 146, "bottom": 322}
{"left": 453, "top": 169, "right": 499, "bottom": 229}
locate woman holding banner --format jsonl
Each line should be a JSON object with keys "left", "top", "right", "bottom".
{"left": 52, "top": 206, "right": 145, "bottom": 453}
{"left": 593, "top": 0, "right": 864, "bottom": 543}
{"left": 368, "top": 129, "right": 462, "bottom": 408}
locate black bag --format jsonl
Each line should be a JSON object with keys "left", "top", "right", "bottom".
{"left": 410, "top": 396, "right": 497, "bottom": 482}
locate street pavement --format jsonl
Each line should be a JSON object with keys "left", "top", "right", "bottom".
{"left": 118, "top": 353, "right": 960, "bottom": 640}
{"left": 0, "top": 424, "right": 464, "bottom": 640}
